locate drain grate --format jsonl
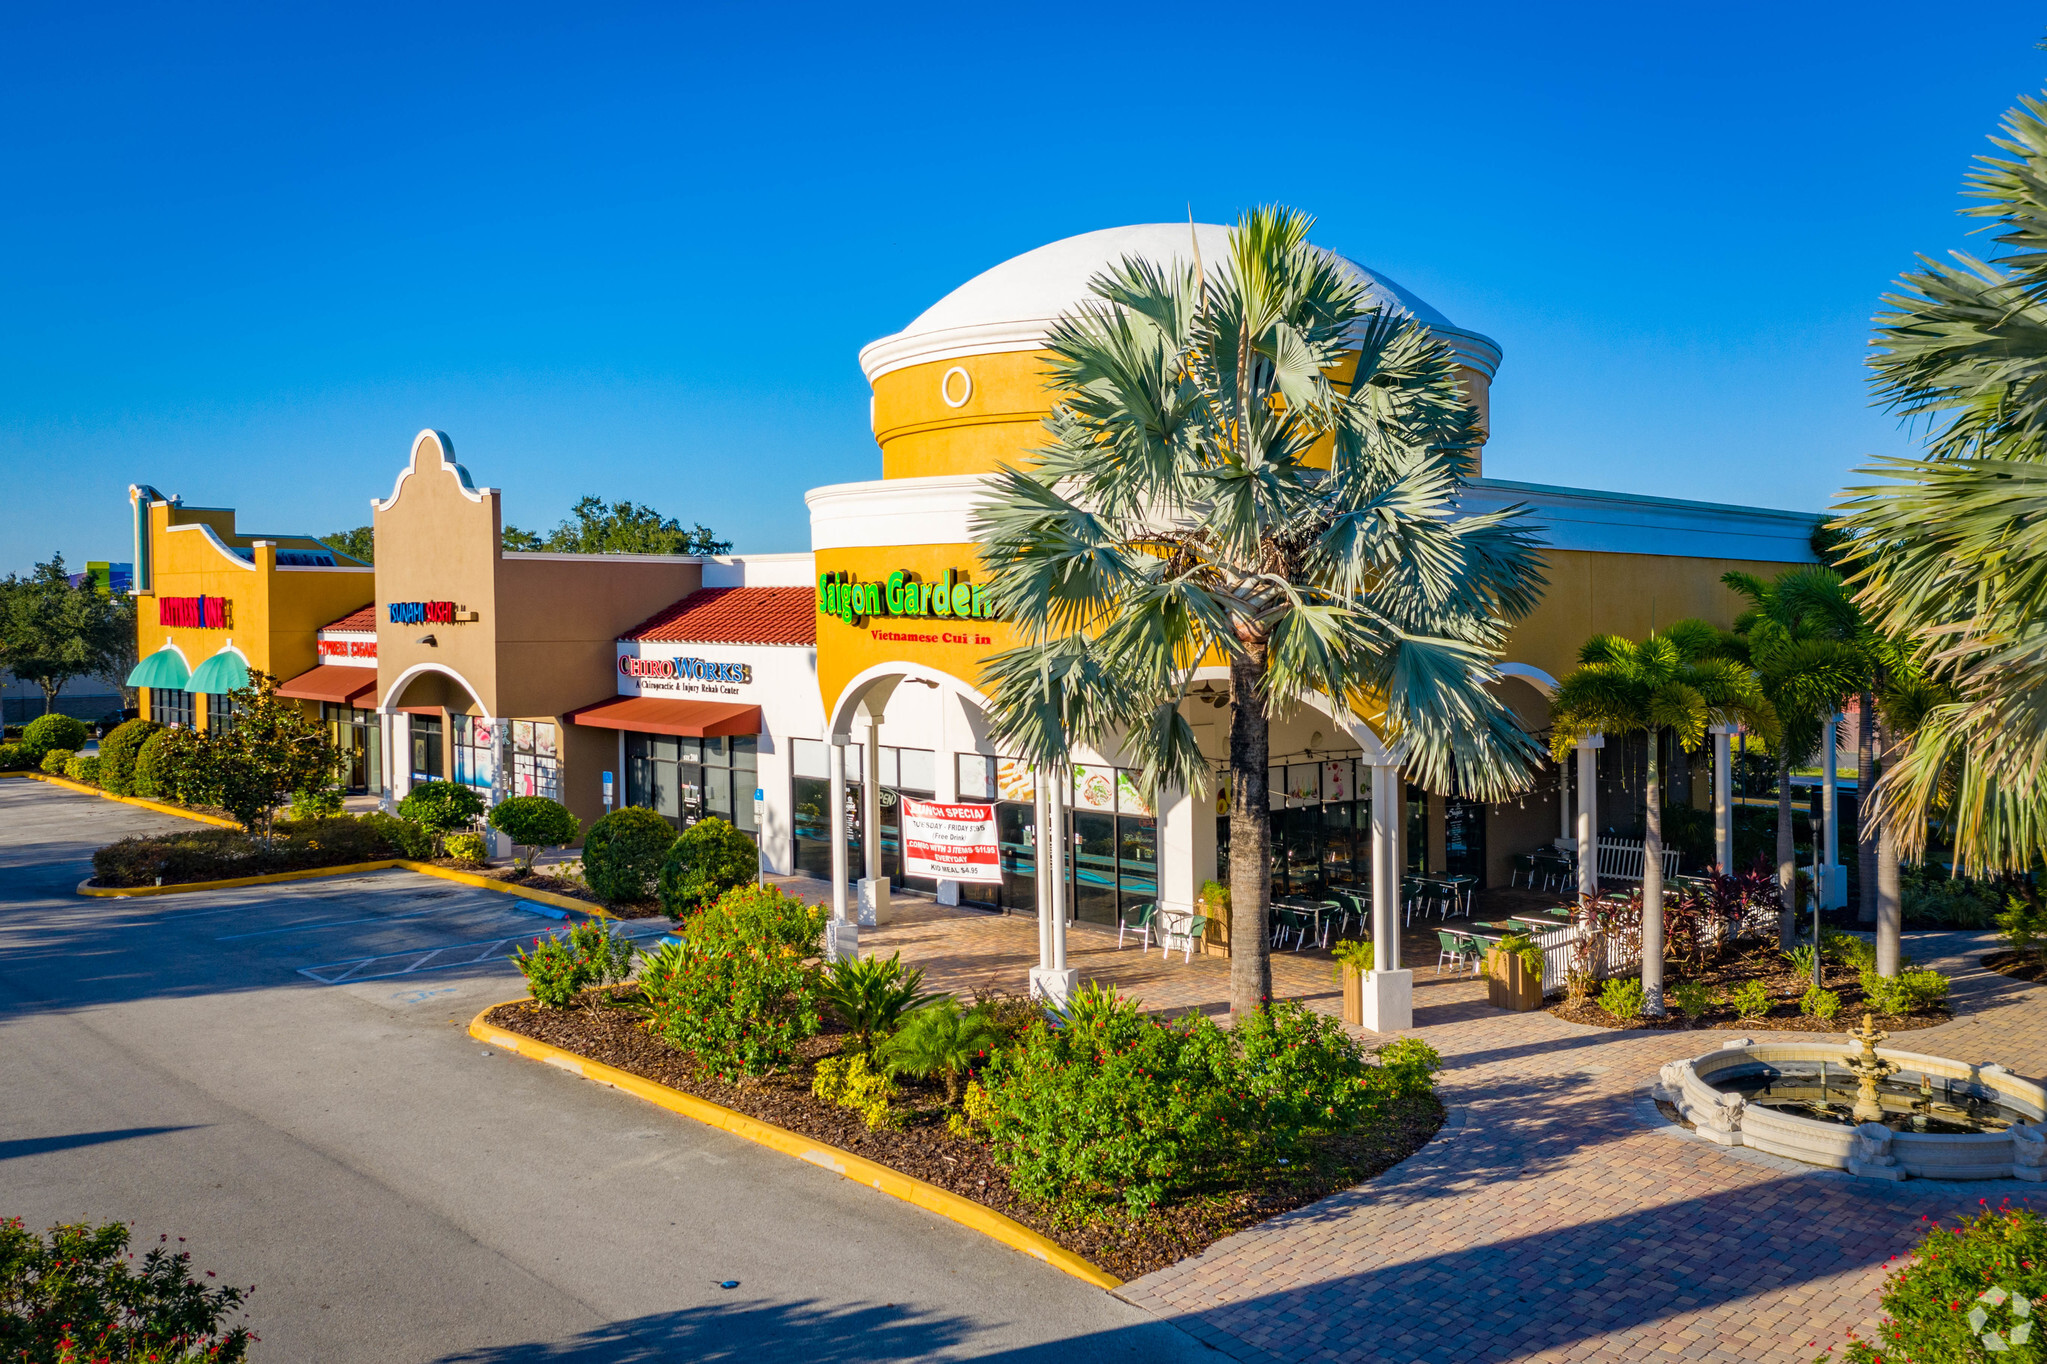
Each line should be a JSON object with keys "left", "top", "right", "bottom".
{"left": 297, "top": 918, "right": 673, "bottom": 985}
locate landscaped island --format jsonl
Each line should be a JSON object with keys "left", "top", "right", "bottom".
{"left": 487, "top": 887, "right": 1446, "bottom": 1281}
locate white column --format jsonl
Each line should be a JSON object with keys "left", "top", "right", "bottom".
{"left": 1029, "top": 764, "right": 1078, "bottom": 1005}
{"left": 1559, "top": 757, "right": 1572, "bottom": 844}
{"left": 827, "top": 734, "right": 853, "bottom": 956}
{"left": 1362, "top": 759, "right": 1411, "bottom": 1031}
{"left": 857, "top": 715, "right": 890, "bottom": 925}
{"left": 1711, "top": 726, "right": 1733, "bottom": 874}
{"left": 1034, "top": 775, "right": 1052, "bottom": 969}
{"left": 1575, "top": 736, "right": 1603, "bottom": 899}
{"left": 1822, "top": 713, "right": 1842, "bottom": 908}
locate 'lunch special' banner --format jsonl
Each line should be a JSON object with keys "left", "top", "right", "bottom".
{"left": 900, "top": 797, "right": 1001, "bottom": 883}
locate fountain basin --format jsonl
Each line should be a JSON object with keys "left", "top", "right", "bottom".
{"left": 1656, "top": 1039, "right": 2047, "bottom": 1181}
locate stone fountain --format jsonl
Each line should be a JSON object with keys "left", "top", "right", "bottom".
{"left": 1657, "top": 1032, "right": 2047, "bottom": 1182}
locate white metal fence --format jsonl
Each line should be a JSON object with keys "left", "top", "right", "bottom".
{"left": 1529, "top": 897, "right": 1777, "bottom": 997}
{"left": 1594, "top": 837, "right": 1683, "bottom": 884}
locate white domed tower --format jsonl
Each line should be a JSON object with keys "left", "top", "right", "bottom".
{"left": 855, "top": 223, "right": 1503, "bottom": 480}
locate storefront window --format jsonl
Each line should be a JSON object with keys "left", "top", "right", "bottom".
{"left": 149, "top": 688, "right": 194, "bottom": 727}
{"left": 625, "top": 732, "right": 758, "bottom": 836}
{"left": 323, "top": 703, "right": 381, "bottom": 795}
{"left": 451, "top": 715, "right": 499, "bottom": 795}
{"left": 1444, "top": 795, "right": 1487, "bottom": 886}
{"left": 410, "top": 714, "right": 443, "bottom": 784}
{"left": 206, "top": 692, "right": 239, "bottom": 735}
{"left": 508, "top": 720, "right": 559, "bottom": 800}
{"left": 790, "top": 737, "right": 860, "bottom": 882}
{"left": 1051, "top": 764, "right": 1156, "bottom": 927}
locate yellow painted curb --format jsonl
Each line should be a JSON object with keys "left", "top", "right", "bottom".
{"left": 3, "top": 770, "right": 241, "bottom": 828}
{"left": 77, "top": 859, "right": 608, "bottom": 918}
{"left": 468, "top": 1004, "right": 1121, "bottom": 1291}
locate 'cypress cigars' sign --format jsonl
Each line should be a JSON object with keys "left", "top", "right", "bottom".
{"left": 818, "top": 570, "right": 996, "bottom": 626}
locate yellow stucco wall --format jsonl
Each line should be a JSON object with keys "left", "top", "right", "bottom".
{"left": 871, "top": 349, "right": 1493, "bottom": 480}
{"left": 133, "top": 500, "right": 373, "bottom": 727}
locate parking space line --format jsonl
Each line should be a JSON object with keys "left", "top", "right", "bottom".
{"left": 297, "top": 919, "right": 673, "bottom": 986}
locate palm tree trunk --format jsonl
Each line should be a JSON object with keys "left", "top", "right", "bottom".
{"left": 1227, "top": 654, "right": 1273, "bottom": 1016}
{"left": 1857, "top": 694, "right": 1876, "bottom": 925}
{"left": 1776, "top": 754, "right": 1796, "bottom": 949}
{"left": 1641, "top": 728, "right": 1666, "bottom": 1016}
{"left": 1875, "top": 721, "right": 1902, "bottom": 977}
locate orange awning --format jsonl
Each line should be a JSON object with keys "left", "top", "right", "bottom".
{"left": 566, "top": 695, "right": 762, "bottom": 738}
{"left": 275, "top": 664, "right": 378, "bottom": 706}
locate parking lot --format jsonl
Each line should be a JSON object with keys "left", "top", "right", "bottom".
{"left": 0, "top": 782, "right": 1207, "bottom": 1363}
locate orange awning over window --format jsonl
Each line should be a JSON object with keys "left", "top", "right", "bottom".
{"left": 565, "top": 695, "right": 762, "bottom": 738}
{"left": 275, "top": 664, "right": 378, "bottom": 706}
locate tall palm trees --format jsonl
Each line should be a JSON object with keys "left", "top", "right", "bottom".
{"left": 971, "top": 207, "right": 1548, "bottom": 1018}
{"left": 1548, "top": 623, "right": 1765, "bottom": 1015}
{"left": 1843, "top": 89, "right": 2047, "bottom": 879}
{"left": 1722, "top": 568, "right": 1865, "bottom": 948}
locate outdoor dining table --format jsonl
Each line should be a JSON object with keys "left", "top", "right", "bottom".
{"left": 1277, "top": 898, "right": 1337, "bottom": 949}
{"left": 1155, "top": 907, "right": 1202, "bottom": 960}
{"left": 1510, "top": 911, "right": 1574, "bottom": 932}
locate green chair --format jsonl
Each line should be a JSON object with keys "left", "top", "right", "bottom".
{"left": 1162, "top": 912, "right": 1210, "bottom": 963}
{"left": 1435, "top": 929, "right": 1472, "bottom": 974}
{"left": 1118, "top": 900, "right": 1157, "bottom": 951}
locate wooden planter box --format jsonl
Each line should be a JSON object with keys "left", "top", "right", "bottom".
{"left": 1340, "top": 963, "right": 1364, "bottom": 1026}
{"left": 1486, "top": 950, "right": 1545, "bottom": 1012}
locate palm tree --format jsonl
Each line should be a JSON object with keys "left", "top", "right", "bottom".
{"left": 1547, "top": 623, "right": 1766, "bottom": 1015}
{"left": 1839, "top": 88, "right": 2047, "bottom": 878}
{"left": 971, "top": 207, "right": 1548, "bottom": 1018}
{"left": 1722, "top": 568, "right": 1866, "bottom": 948}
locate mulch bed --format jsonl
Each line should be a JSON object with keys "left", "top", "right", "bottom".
{"left": 448, "top": 863, "right": 661, "bottom": 914}
{"left": 1546, "top": 945, "right": 1951, "bottom": 1032}
{"left": 482, "top": 992, "right": 1443, "bottom": 1281}
{"left": 1984, "top": 950, "right": 2047, "bottom": 984}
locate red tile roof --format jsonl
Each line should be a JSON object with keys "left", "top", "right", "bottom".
{"left": 320, "top": 605, "right": 379, "bottom": 633}
{"left": 622, "top": 587, "right": 816, "bottom": 646}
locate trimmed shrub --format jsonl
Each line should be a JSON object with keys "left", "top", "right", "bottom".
{"left": 132, "top": 726, "right": 206, "bottom": 803}
{"left": 1669, "top": 979, "right": 1721, "bottom": 1019}
{"left": 96, "top": 718, "right": 159, "bottom": 794}
{"left": 658, "top": 816, "right": 759, "bottom": 917}
{"left": 488, "top": 796, "right": 581, "bottom": 870}
{"left": 639, "top": 884, "right": 825, "bottom": 1079}
{"left": 356, "top": 810, "right": 436, "bottom": 860}
{"left": 980, "top": 998, "right": 1411, "bottom": 1212}
{"left": 19, "top": 712, "right": 88, "bottom": 763}
{"left": 1815, "top": 1204, "right": 2047, "bottom": 1362}
{"left": 396, "top": 780, "right": 485, "bottom": 853}
{"left": 580, "top": 806, "right": 677, "bottom": 904}
{"left": 1999, "top": 898, "right": 2047, "bottom": 959}
{"left": 0, "top": 743, "right": 23, "bottom": 771}
{"left": 876, "top": 998, "right": 1003, "bottom": 1105}
{"left": 1861, "top": 966, "right": 1950, "bottom": 1017}
{"left": 40, "top": 747, "right": 76, "bottom": 775}
{"left": 512, "top": 919, "right": 638, "bottom": 1007}
{"left": 1801, "top": 983, "right": 1842, "bottom": 1020}
{"left": 0, "top": 1216, "right": 253, "bottom": 1363}
{"left": 65, "top": 753, "right": 103, "bottom": 785}
{"left": 1598, "top": 976, "right": 1645, "bottom": 1020}
{"left": 820, "top": 950, "right": 937, "bottom": 1052}
{"left": 289, "top": 786, "right": 344, "bottom": 821}
{"left": 443, "top": 831, "right": 487, "bottom": 864}
{"left": 1731, "top": 978, "right": 1772, "bottom": 1019}
{"left": 812, "top": 1051, "right": 903, "bottom": 1130}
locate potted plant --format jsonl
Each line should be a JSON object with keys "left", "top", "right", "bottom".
{"left": 1332, "top": 939, "right": 1373, "bottom": 1025}
{"left": 1487, "top": 932, "right": 1546, "bottom": 1012}
{"left": 1196, "top": 878, "right": 1230, "bottom": 957}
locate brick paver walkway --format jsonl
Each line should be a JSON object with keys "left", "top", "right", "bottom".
{"left": 785, "top": 882, "right": 2047, "bottom": 1363}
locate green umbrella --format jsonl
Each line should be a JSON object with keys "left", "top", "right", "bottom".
{"left": 126, "top": 647, "right": 191, "bottom": 690}
{"left": 187, "top": 647, "right": 250, "bottom": 695}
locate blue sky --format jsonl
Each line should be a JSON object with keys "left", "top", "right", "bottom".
{"left": 2, "top": 2, "right": 2041, "bottom": 574}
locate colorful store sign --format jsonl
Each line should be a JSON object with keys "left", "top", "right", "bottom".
{"left": 620, "top": 655, "right": 752, "bottom": 685}
{"left": 900, "top": 797, "right": 1001, "bottom": 883}
{"left": 817, "top": 570, "right": 997, "bottom": 625}
{"left": 387, "top": 600, "right": 467, "bottom": 625}
{"left": 318, "top": 637, "right": 378, "bottom": 663}
{"left": 158, "top": 596, "right": 232, "bottom": 629}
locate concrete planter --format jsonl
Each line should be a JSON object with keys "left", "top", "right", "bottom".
{"left": 1486, "top": 950, "right": 1544, "bottom": 1012}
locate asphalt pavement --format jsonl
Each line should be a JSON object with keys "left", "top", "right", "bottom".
{"left": 0, "top": 782, "right": 1212, "bottom": 1363}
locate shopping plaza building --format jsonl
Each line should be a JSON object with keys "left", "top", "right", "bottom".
{"left": 126, "top": 223, "right": 1822, "bottom": 1015}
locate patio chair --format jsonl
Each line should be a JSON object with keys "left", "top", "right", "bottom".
{"left": 1118, "top": 900, "right": 1157, "bottom": 951}
{"left": 1435, "top": 929, "right": 1472, "bottom": 975}
{"left": 1457, "top": 933, "right": 1486, "bottom": 975}
{"left": 1509, "top": 853, "right": 1539, "bottom": 889}
{"left": 1271, "top": 903, "right": 1312, "bottom": 951}
{"left": 1162, "top": 912, "right": 1209, "bottom": 964}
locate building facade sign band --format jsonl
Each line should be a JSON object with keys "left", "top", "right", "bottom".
{"left": 817, "top": 569, "right": 995, "bottom": 625}
{"left": 387, "top": 600, "right": 475, "bottom": 625}
{"left": 158, "top": 596, "right": 232, "bottom": 629}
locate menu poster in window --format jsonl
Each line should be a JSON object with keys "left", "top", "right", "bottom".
{"left": 535, "top": 722, "right": 556, "bottom": 758}
{"left": 1073, "top": 765, "right": 1116, "bottom": 813}
{"left": 1115, "top": 768, "right": 1152, "bottom": 817}
{"left": 513, "top": 720, "right": 534, "bottom": 751}
{"left": 996, "top": 758, "right": 1035, "bottom": 803}
{"left": 900, "top": 798, "right": 1001, "bottom": 882}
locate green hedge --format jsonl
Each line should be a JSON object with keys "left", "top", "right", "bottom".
{"left": 97, "top": 718, "right": 159, "bottom": 795}
{"left": 19, "top": 713, "right": 87, "bottom": 763}
{"left": 90, "top": 814, "right": 429, "bottom": 887}
{"left": 581, "top": 806, "right": 676, "bottom": 903}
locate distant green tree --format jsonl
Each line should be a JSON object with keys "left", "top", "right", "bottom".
{"left": 320, "top": 526, "right": 374, "bottom": 564}
{"left": 0, "top": 554, "right": 132, "bottom": 714}
{"left": 502, "top": 496, "right": 731, "bottom": 557}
